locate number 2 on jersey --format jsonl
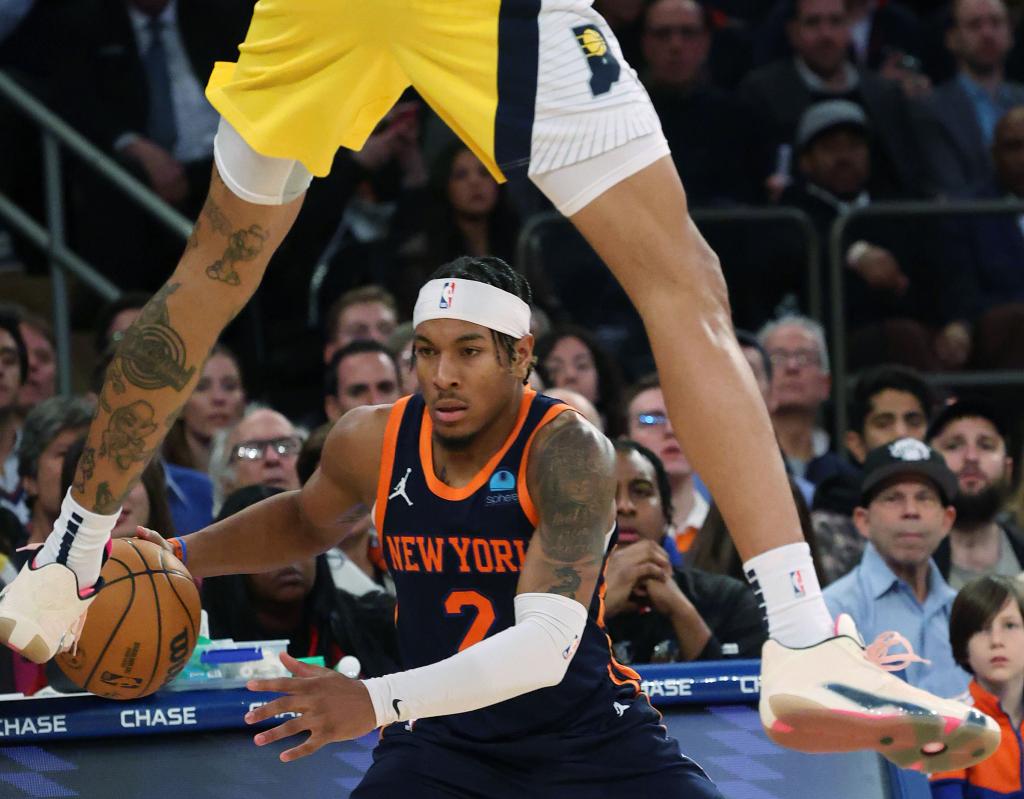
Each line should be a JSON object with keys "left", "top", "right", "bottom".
{"left": 444, "top": 590, "right": 496, "bottom": 651}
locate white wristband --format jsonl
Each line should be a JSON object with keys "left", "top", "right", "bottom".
{"left": 361, "top": 592, "right": 588, "bottom": 727}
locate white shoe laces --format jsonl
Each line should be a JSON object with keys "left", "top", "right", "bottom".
{"left": 863, "top": 631, "right": 931, "bottom": 672}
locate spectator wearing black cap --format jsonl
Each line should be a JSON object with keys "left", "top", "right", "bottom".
{"left": 0, "top": 312, "right": 28, "bottom": 525}
{"left": 812, "top": 365, "right": 934, "bottom": 584}
{"left": 928, "top": 398, "right": 1024, "bottom": 590}
{"left": 781, "top": 99, "right": 975, "bottom": 372}
{"left": 823, "top": 438, "right": 969, "bottom": 698}
{"left": 739, "top": 0, "right": 925, "bottom": 198}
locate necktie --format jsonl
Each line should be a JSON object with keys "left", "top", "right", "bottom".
{"left": 143, "top": 17, "right": 178, "bottom": 151}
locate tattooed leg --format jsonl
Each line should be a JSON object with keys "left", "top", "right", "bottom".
{"left": 64, "top": 166, "right": 304, "bottom": 516}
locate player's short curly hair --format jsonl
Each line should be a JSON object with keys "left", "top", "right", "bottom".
{"left": 424, "top": 256, "right": 535, "bottom": 384}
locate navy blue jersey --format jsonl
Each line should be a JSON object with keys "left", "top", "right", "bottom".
{"left": 374, "top": 390, "right": 642, "bottom": 744}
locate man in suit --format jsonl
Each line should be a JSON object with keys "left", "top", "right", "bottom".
{"left": 739, "top": 0, "right": 925, "bottom": 198}
{"left": 917, "top": 0, "right": 1024, "bottom": 197}
{"left": 57, "top": 0, "right": 250, "bottom": 289}
{"left": 65, "top": 0, "right": 249, "bottom": 209}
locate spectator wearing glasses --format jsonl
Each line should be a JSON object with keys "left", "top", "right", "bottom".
{"left": 209, "top": 406, "right": 304, "bottom": 514}
{"left": 324, "top": 341, "right": 402, "bottom": 424}
{"left": 758, "top": 314, "right": 856, "bottom": 487}
{"left": 625, "top": 374, "right": 708, "bottom": 553}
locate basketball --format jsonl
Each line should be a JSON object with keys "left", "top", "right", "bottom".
{"left": 55, "top": 538, "right": 201, "bottom": 700}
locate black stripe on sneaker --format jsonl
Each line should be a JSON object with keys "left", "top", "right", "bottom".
{"left": 826, "top": 683, "right": 936, "bottom": 717}
{"left": 56, "top": 512, "right": 84, "bottom": 565}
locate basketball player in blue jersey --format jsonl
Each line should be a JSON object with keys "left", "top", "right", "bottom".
{"left": 141, "top": 257, "right": 724, "bottom": 796}
{"left": 0, "top": 0, "right": 1000, "bottom": 773}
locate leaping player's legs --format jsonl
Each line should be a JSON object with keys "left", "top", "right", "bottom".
{"left": 509, "top": 6, "right": 999, "bottom": 776}
{"left": 0, "top": 0, "right": 408, "bottom": 664}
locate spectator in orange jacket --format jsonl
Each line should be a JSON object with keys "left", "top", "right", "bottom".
{"left": 931, "top": 574, "right": 1024, "bottom": 798}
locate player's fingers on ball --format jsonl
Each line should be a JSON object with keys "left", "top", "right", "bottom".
{"left": 135, "top": 526, "right": 166, "bottom": 547}
{"left": 280, "top": 734, "right": 325, "bottom": 762}
{"left": 253, "top": 716, "right": 308, "bottom": 747}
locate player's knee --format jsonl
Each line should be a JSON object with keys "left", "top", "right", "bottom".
{"left": 213, "top": 118, "right": 313, "bottom": 206}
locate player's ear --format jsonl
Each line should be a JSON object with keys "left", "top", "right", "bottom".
{"left": 512, "top": 334, "right": 535, "bottom": 382}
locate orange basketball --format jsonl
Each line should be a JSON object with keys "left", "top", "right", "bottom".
{"left": 55, "top": 538, "right": 201, "bottom": 700}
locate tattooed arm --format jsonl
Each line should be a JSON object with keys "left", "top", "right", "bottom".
{"left": 166, "top": 405, "right": 388, "bottom": 579}
{"left": 517, "top": 413, "right": 616, "bottom": 604}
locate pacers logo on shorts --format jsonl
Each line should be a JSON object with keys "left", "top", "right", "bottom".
{"left": 572, "top": 25, "right": 621, "bottom": 96}
{"left": 439, "top": 280, "right": 456, "bottom": 310}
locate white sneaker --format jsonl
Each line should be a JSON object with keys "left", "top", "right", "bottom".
{"left": 0, "top": 558, "right": 100, "bottom": 664}
{"left": 760, "top": 614, "right": 1000, "bottom": 773}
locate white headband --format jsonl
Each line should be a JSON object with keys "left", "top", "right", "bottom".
{"left": 413, "top": 278, "right": 531, "bottom": 338}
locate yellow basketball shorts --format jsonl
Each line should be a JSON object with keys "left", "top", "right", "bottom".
{"left": 205, "top": 0, "right": 661, "bottom": 182}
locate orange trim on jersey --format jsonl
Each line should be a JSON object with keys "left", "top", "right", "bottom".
{"left": 593, "top": 562, "right": 642, "bottom": 695}
{"left": 419, "top": 388, "right": 536, "bottom": 501}
{"left": 375, "top": 396, "right": 414, "bottom": 535}
{"left": 517, "top": 403, "right": 577, "bottom": 527}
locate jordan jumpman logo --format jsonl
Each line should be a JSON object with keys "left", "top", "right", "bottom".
{"left": 389, "top": 467, "right": 414, "bottom": 507}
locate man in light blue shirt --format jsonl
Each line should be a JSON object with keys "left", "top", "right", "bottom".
{"left": 824, "top": 438, "right": 970, "bottom": 698}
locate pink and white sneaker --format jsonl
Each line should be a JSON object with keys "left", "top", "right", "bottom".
{"left": 0, "top": 547, "right": 106, "bottom": 664}
{"left": 760, "top": 614, "right": 1000, "bottom": 773}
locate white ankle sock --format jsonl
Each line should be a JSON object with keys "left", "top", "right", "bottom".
{"left": 743, "top": 542, "right": 834, "bottom": 648}
{"left": 33, "top": 489, "right": 119, "bottom": 590}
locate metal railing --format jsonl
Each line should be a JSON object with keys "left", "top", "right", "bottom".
{"left": 828, "top": 199, "right": 1024, "bottom": 436}
{"left": 516, "top": 205, "right": 822, "bottom": 322}
{"left": 0, "top": 69, "right": 192, "bottom": 392}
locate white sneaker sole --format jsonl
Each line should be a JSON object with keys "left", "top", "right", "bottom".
{"left": 765, "top": 693, "right": 1001, "bottom": 773}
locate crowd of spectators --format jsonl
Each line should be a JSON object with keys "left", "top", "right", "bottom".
{"left": 5, "top": 1, "right": 1024, "bottom": 789}
{"left": 7, "top": 0, "right": 1024, "bottom": 400}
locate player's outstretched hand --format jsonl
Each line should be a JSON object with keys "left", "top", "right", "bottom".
{"left": 246, "top": 652, "right": 377, "bottom": 762}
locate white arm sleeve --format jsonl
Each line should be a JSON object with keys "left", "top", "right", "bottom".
{"left": 361, "top": 592, "right": 588, "bottom": 727}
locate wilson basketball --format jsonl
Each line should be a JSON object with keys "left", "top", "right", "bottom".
{"left": 55, "top": 538, "right": 200, "bottom": 700}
